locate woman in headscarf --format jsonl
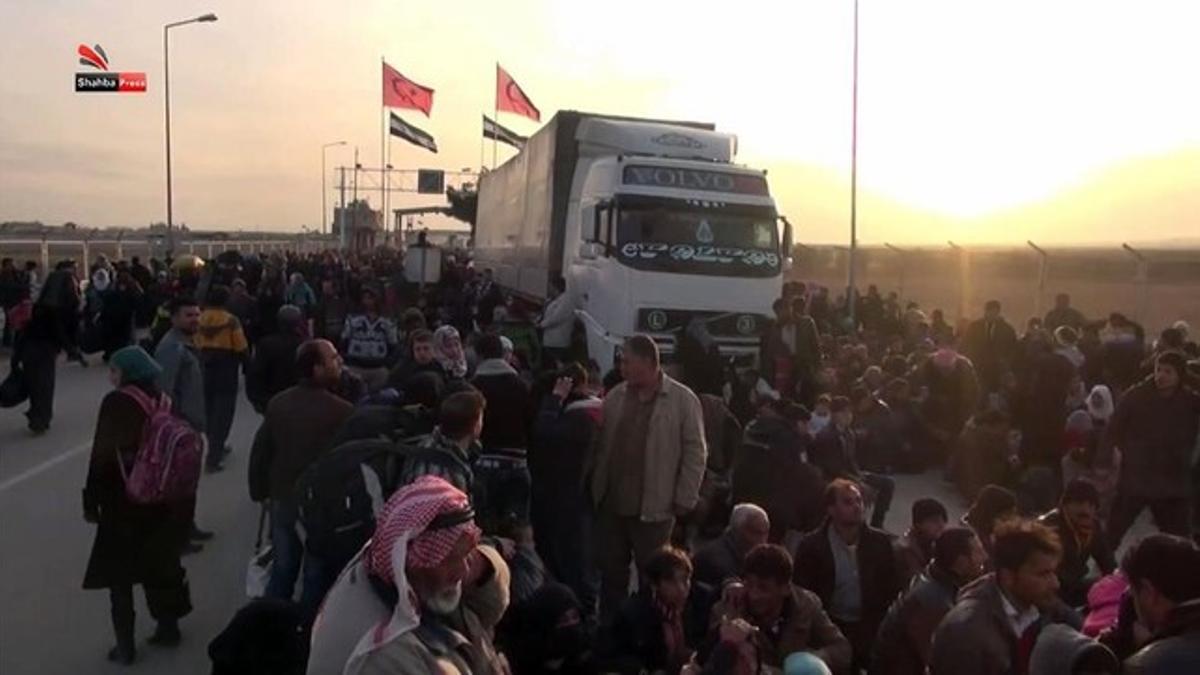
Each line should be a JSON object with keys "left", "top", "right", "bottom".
{"left": 503, "top": 582, "right": 595, "bottom": 675}
{"left": 306, "top": 475, "right": 510, "bottom": 675}
{"left": 82, "top": 346, "right": 191, "bottom": 665}
{"left": 433, "top": 325, "right": 469, "bottom": 380}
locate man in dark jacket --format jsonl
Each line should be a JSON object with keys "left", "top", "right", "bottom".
{"left": 529, "top": 363, "right": 602, "bottom": 621}
{"left": 731, "top": 400, "right": 824, "bottom": 541}
{"left": 385, "top": 328, "right": 444, "bottom": 392}
{"left": 1103, "top": 351, "right": 1200, "bottom": 546}
{"left": 1039, "top": 479, "right": 1117, "bottom": 607}
{"left": 691, "top": 503, "right": 770, "bottom": 588}
{"left": 810, "top": 396, "right": 895, "bottom": 528}
{"left": 248, "top": 339, "right": 353, "bottom": 610}
{"left": 1121, "top": 534, "right": 1200, "bottom": 674}
{"left": 1043, "top": 293, "right": 1087, "bottom": 333}
{"left": 470, "top": 332, "right": 533, "bottom": 535}
{"left": 894, "top": 497, "right": 950, "bottom": 589}
{"left": 245, "top": 305, "right": 305, "bottom": 413}
{"left": 963, "top": 299, "right": 1019, "bottom": 395}
{"left": 793, "top": 479, "right": 901, "bottom": 672}
{"left": 396, "top": 389, "right": 485, "bottom": 496}
{"left": 930, "top": 519, "right": 1078, "bottom": 675}
{"left": 871, "top": 527, "right": 988, "bottom": 675}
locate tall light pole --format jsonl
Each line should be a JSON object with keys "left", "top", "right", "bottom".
{"left": 164, "top": 12, "right": 218, "bottom": 259}
{"left": 321, "top": 141, "right": 347, "bottom": 235}
{"left": 846, "top": 0, "right": 860, "bottom": 329}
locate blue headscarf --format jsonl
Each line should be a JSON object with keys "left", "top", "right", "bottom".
{"left": 109, "top": 345, "right": 163, "bottom": 385}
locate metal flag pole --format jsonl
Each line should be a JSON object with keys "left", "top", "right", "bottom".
{"left": 492, "top": 64, "right": 499, "bottom": 169}
{"left": 480, "top": 114, "right": 486, "bottom": 173}
{"left": 381, "top": 56, "right": 386, "bottom": 218}
{"left": 847, "top": 0, "right": 860, "bottom": 330}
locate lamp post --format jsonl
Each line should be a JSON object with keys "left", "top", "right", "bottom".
{"left": 321, "top": 141, "right": 347, "bottom": 235}
{"left": 846, "top": 0, "right": 860, "bottom": 329}
{"left": 164, "top": 12, "right": 218, "bottom": 259}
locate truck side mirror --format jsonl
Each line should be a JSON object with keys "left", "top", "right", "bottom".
{"left": 579, "top": 242, "right": 602, "bottom": 260}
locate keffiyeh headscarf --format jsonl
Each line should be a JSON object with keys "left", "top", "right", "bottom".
{"left": 433, "top": 325, "right": 468, "bottom": 378}
{"left": 322, "top": 476, "right": 478, "bottom": 675}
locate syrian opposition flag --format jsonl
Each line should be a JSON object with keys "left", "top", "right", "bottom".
{"left": 496, "top": 65, "right": 540, "bottom": 122}
{"left": 483, "top": 114, "right": 528, "bottom": 150}
{"left": 382, "top": 62, "right": 434, "bottom": 116}
{"left": 389, "top": 112, "right": 437, "bottom": 153}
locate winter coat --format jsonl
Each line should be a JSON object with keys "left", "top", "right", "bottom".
{"left": 471, "top": 359, "right": 533, "bottom": 450}
{"left": 707, "top": 584, "right": 852, "bottom": 673}
{"left": 893, "top": 530, "right": 935, "bottom": 590}
{"left": 1123, "top": 599, "right": 1200, "bottom": 674}
{"left": 248, "top": 382, "right": 353, "bottom": 502}
{"left": 538, "top": 291, "right": 575, "bottom": 350}
{"left": 929, "top": 574, "right": 1079, "bottom": 675}
{"left": 810, "top": 425, "right": 863, "bottom": 482}
{"left": 529, "top": 392, "right": 601, "bottom": 530}
{"left": 692, "top": 531, "right": 744, "bottom": 588}
{"left": 919, "top": 356, "right": 981, "bottom": 436}
{"left": 154, "top": 329, "right": 206, "bottom": 431}
{"left": 793, "top": 519, "right": 901, "bottom": 644}
{"left": 82, "top": 386, "right": 189, "bottom": 590}
{"left": 731, "top": 415, "right": 825, "bottom": 539}
{"left": 245, "top": 331, "right": 303, "bottom": 412}
{"left": 590, "top": 373, "right": 707, "bottom": 522}
{"left": 194, "top": 308, "right": 249, "bottom": 357}
{"left": 870, "top": 563, "right": 962, "bottom": 675}
{"left": 963, "top": 317, "right": 1019, "bottom": 390}
{"left": 1038, "top": 509, "right": 1116, "bottom": 606}
{"left": 1101, "top": 379, "right": 1200, "bottom": 498}
{"left": 596, "top": 588, "right": 711, "bottom": 675}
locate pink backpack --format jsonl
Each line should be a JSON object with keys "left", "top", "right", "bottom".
{"left": 117, "top": 386, "right": 203, "bottom": 504}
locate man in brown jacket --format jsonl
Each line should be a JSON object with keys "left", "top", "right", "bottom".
{"left": 591, "top": 335, "right": 708, "bottom": 620}
{"left": 707, "top": 543, "right": 851, "bottom": 673}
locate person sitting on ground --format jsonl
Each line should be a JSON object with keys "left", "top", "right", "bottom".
{"left": 963, "top": 484, "right": 1019, "bottom": 561}
{"left": 793, "top": 479, "right": 901, "bottom": 673}
{"left": 704, "top": 543, "right": 852, "bottom": 673}
{"left": 306, "top": 476, "right": 510, "bottom": 675}
{"left": 1038, "top": 479, "right": 1117, "bottom": 608}
{"left": 871, "top": 527, "right": 989, "bottom": 675}
{"left": 894, "top": 497, "right": 950, "bottom": 589}
{"left": 596, "top": 546, "right": 703, "bottom": 675}
{"left": 208, "top": 597, "right": 309, "bottom": 675}
{"left": 1119, "top": 534, "right": 1200, "bottom": 674}
{"left": 692, "top": 503, "right": 771, "bottom": 588}
{"left": 810, "top": 396, "right": 895, "bottom": 529}
{"left": 930, "top": 518, "right": 1079, "bottom": 675}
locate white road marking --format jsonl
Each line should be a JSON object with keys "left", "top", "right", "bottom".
{"left": 0, "top": 442, "right": 90, "bottom": 495}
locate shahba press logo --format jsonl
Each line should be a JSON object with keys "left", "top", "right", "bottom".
{"left": 75, "top": 43, "right": 146, "bottom": 93}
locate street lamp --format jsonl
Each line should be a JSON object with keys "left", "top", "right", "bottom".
{"left": 846, "top": 0, "right": 860, "bottom": 328}
{"left": 322, "top": 141, "right": 347, "bottom": 235}
{"left": 164, "top": 12, "right": 218, "bottom": 259}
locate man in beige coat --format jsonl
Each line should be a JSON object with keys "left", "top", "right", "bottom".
{"left": 591, "top": 335, "right": 708, "bottom": 619}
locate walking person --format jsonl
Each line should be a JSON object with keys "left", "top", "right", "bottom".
{"left": 83, "top": 346, "right": 192, "bottom": 665}
{"left": 12, "top": 301, "right": 63, "bottom": 434}
{"left": 154, "top": 297, "right": 212, "bottom": 548}
{"left": 248, "top": 339, "right": 353, "bottom": 616}
{"left": 194, "top": 286, "right": 249, "bottom": 472}
{"left": 590, "top": 335, "right": 707, "bottom": 620}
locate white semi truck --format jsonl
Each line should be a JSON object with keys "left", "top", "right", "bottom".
{"left": 474, "top": 110, "right": 791, "bottom": 375}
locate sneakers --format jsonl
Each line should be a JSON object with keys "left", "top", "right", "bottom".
{"left": 106, "top": 644, "right": 136, "bottom": 665}
{"left": 189, "top": 526, "right": 215, "bottom": 542}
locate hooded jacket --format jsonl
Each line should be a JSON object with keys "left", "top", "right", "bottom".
{"left": 1123, "top": 599, "right": 1200, "bottom": 675}
{"left": 1029, "top": 623, "right": 1119, "bottom": 675}
{"left": 193, "top": 308, "right": 249, "bottom": 359}
{"left": 870, "top": 563, "right": 964, "bottom": 675}
{"left": 1100, "top": 378, "right": 1200, "bottom": 498}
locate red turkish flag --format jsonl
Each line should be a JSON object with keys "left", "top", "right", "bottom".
{"left": 496, "top": 65, "right": 540, "bottom": 122}
{"left": 382, "top": 62, "right": 434, "bottom": 116}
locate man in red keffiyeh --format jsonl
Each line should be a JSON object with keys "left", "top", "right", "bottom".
{"left": 307, "top": 476, "right": 512, "bottom": 675}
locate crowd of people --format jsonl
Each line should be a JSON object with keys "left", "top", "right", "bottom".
{"left": 2, "top": 248, "right": 1200, "bottom": 674}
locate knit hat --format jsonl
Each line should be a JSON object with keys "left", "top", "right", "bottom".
{"left": 784, "top": 652, "right": 833, "bottom": 675}
{"left": 109, "top": 346, "right": 163, "bottom": 385}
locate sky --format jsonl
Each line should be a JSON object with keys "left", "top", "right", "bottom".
{"left": 1, "top": 0, "right": 1197, "bottom": 245}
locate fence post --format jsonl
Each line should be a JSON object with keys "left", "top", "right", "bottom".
{"left": 115, "top": 232, "right": 125, "bottom": 262}
{"left": 948, "top": 241, "right": 966, "bottom": 324}
{"left": 188, "top": 241, "right": 196, "bottom": 255}
{"left": 40, "top": 234, "right": 49, "bottom": 272}
{"left": 1122, "top": 243, "right": 1150, "bottom": 323}
{"left": 81, "top": 235, "right": 91, "bottom": 275}
{"left": 1027, "top": 241, "right": 1048, "bottom": 319}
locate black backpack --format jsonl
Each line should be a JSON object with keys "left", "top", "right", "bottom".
{"left": 328, "top": 404, "right": 436, "bottom": 447}
{"left": 294, "top": 439, "right": 413, "bottom": 567}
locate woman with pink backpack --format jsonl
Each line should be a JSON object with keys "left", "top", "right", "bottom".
{"left": 82, "top": 345, "right": 196, "bottom": 665}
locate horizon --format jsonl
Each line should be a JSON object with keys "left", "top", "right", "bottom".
{"left": 1, "top": 1, "right": 1197, "bottom": 245}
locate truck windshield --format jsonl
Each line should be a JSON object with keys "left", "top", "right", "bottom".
{"left": 614, "top": 197, "right": 780, "bottom": 277}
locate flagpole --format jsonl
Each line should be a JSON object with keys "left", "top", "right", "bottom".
{"left": 385, "top": 122, "right": 392, "bottom": 245}
{"left": 492, "top": 64, "right": 499, "bottom": 169}
{"left": 381, "top": 56, "right": 386, "bottom": 222}
{"left": 480, "top": 114, "right": 485, "bottom": 173}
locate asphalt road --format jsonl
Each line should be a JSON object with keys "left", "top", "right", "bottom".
{"left": 0, "top": 355, "right": 1150, "bottom": 674}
